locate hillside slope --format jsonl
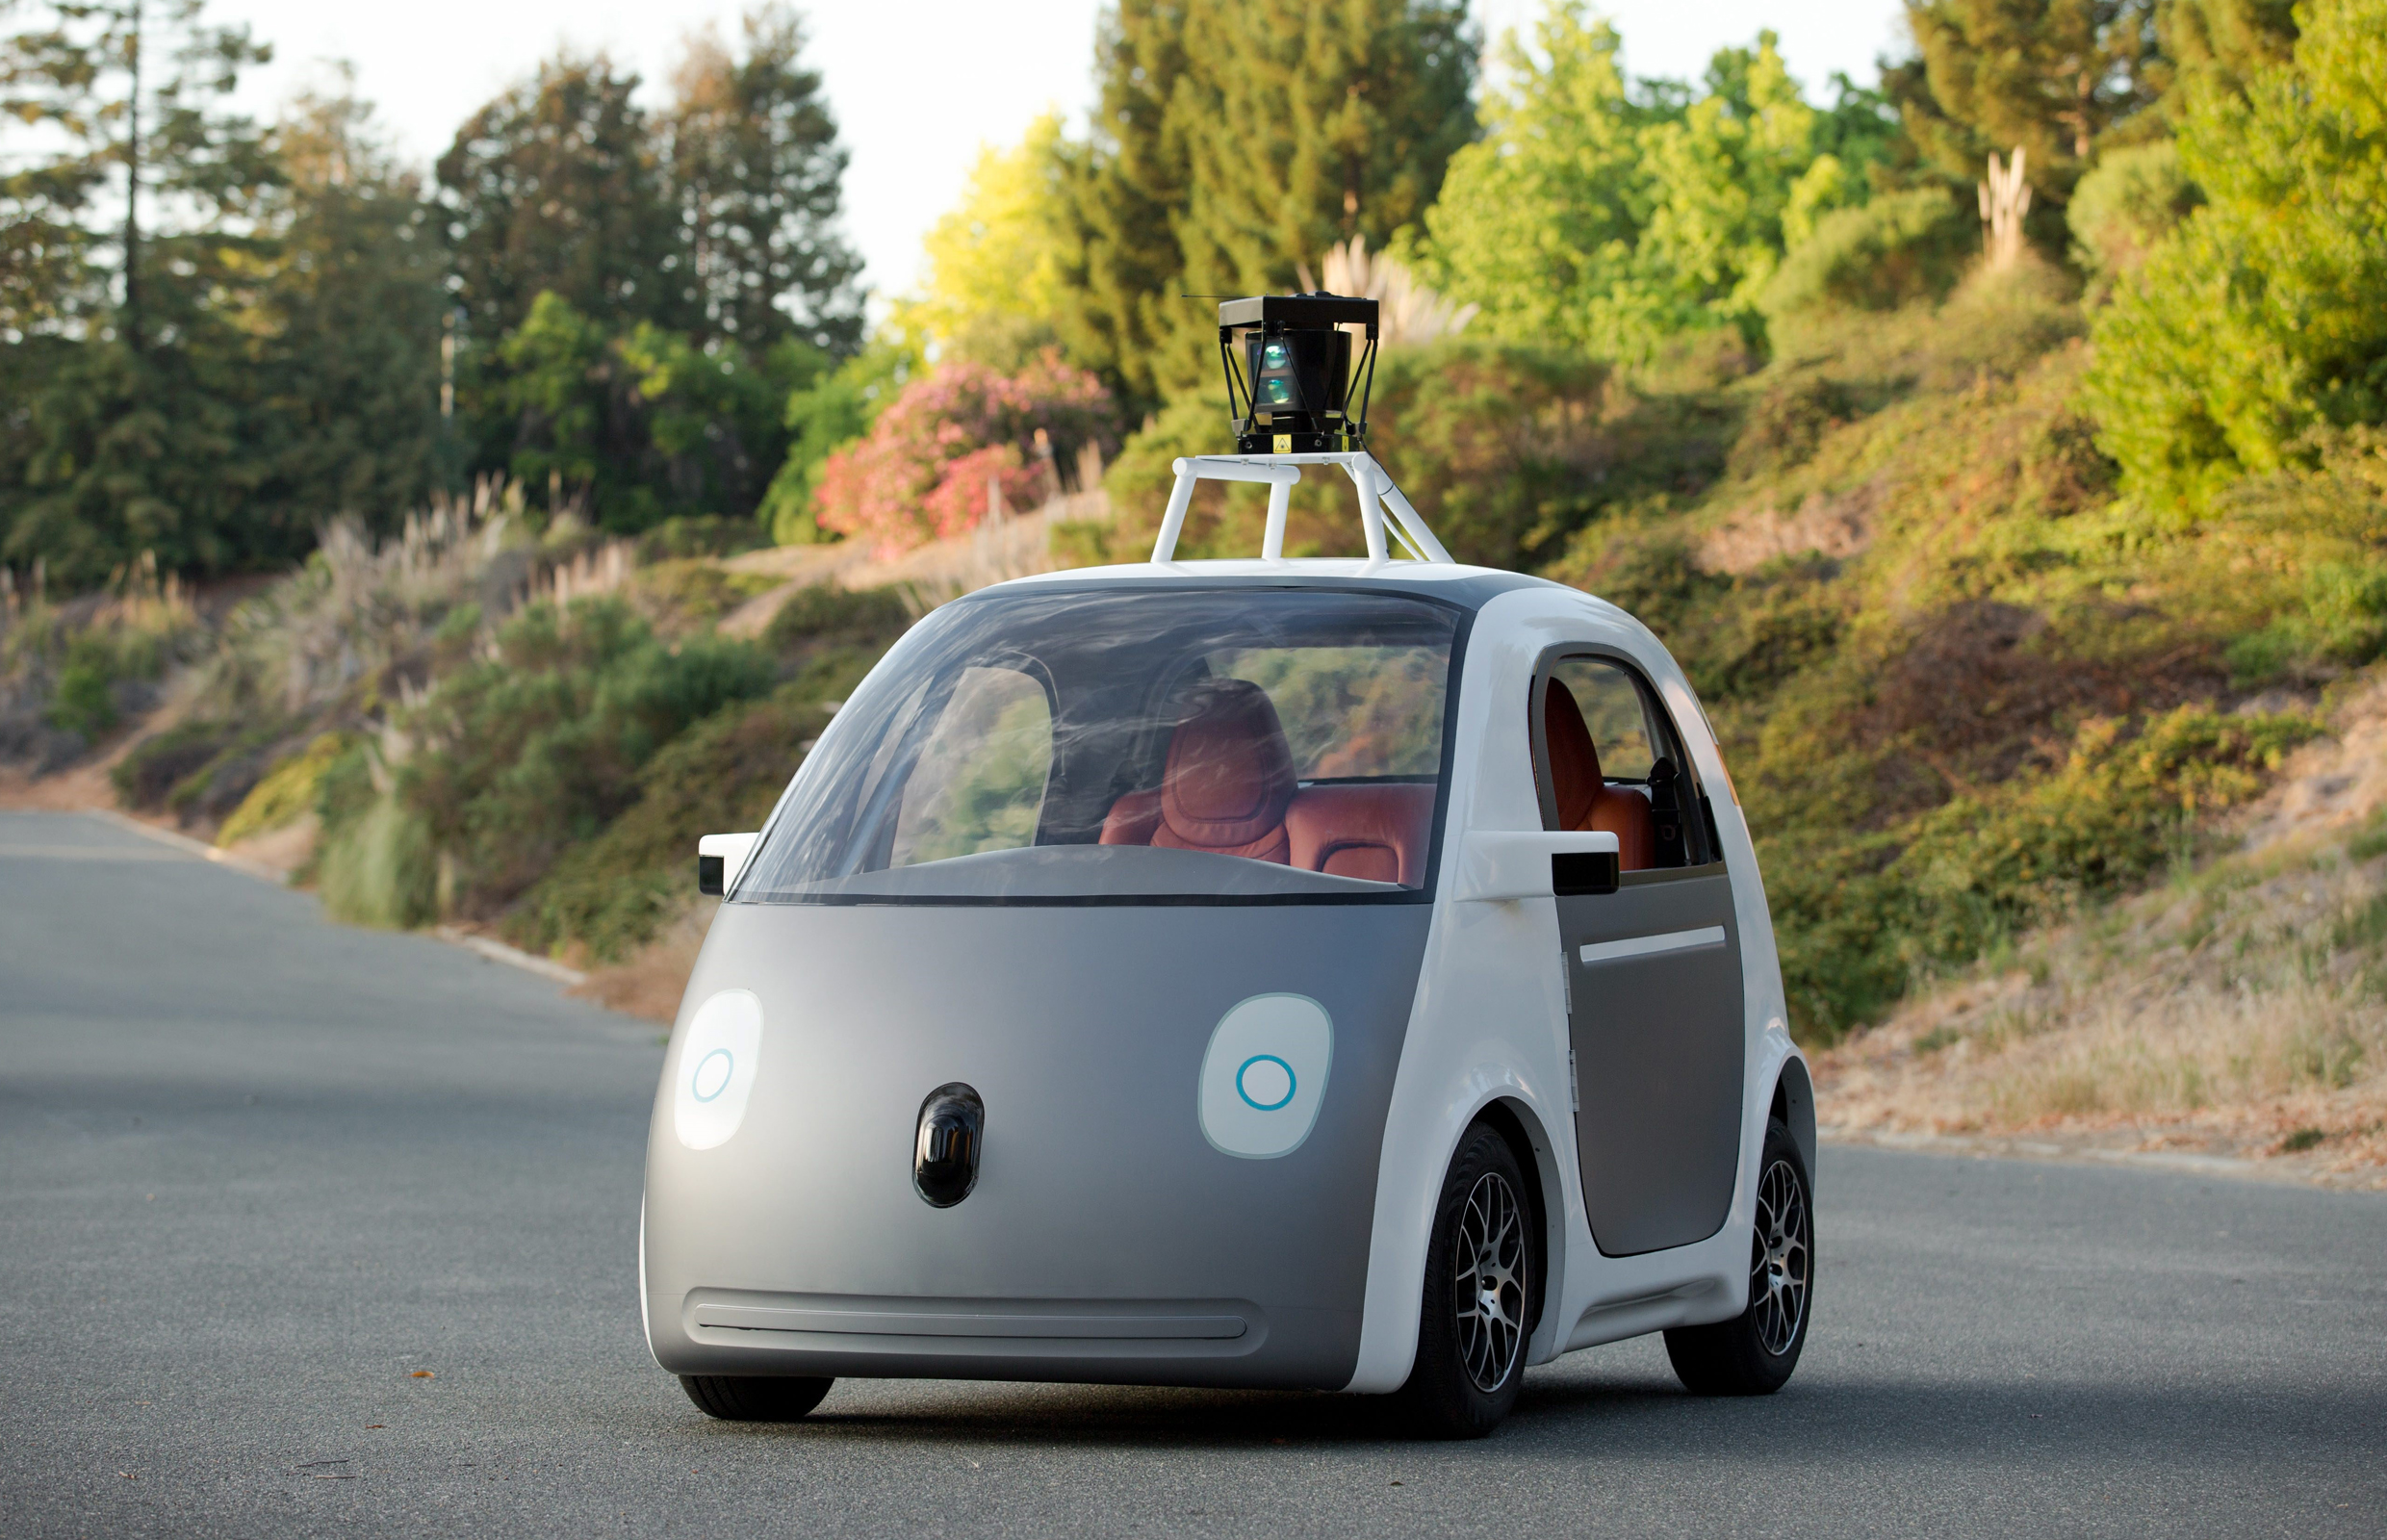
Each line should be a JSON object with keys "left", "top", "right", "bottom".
{"left": 1815, "top": 671, "right": 2387, "bottom": 1186}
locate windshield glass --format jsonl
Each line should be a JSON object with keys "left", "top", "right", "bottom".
{"left": 737, "top": 586, "right": 1461, "bottom": 903}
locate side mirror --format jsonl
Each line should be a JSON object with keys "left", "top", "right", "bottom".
{"left": 1454, "top": 830, "right": 1621, "bottom": 902}
{"left": 697, "top": 833, "right": 759, "bottom": 897}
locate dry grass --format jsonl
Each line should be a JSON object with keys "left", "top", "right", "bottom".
{"left": 569, "top": 901, "right": 715, "bottom": 1023}
{"left": 1817, "top": 670, "right": 2387, "bottom": 1186}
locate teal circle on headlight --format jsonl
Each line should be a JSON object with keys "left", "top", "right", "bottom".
{"left": 1263, "top": 377, "right": 1294, "bottom": 404}
{"left": 1263, "top": 341, "right": 1290, "bottom": 369}
{"left": 692, "top": 1048, "right": 734, "bottom": 1103}
{"left": 1236, "top": 1054, "right": 1296, "bottom": 1112}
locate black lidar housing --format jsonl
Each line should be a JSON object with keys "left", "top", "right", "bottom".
{"left": 1218, "top": 294, "right": 1380, "bottom": 454}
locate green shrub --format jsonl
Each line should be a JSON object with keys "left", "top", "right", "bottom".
{"left": 44, "top": 637, "right": 118, "bottom": 738}
{"left": 1729, "top": 376, "right": 1860, "bottom": 479}
{"left": 1768, "top": 707, "right": 2320, "bottom": 1040}
{"left": 510, "top": 685, "right": 835, "bottom": 961}
{"left": 112, "top": 720, "right": 239, "bottom": 809}
{"left": 217, "top": 732, "right": 353, "bottom": 847}
{"left": 1759, "top": 189, "right": 1973, "bottom": 323}
{"left": 393, "top": 598, "right": 777, "bottom": 917}
{"left": 2066, "top": 141, "right": 2200, "bottom": 284}
{"left": 318, "top": 794, "right": 438, "bottom": 929}
{"left": 634, "top": 515, "right": 769, "bottom": 563}
{"left": 760, "top": 582, "right": 914, "bottom": 655}
{"left": 2085, "top": 0, "right": 2387, "bottom": 511}
{"left": 629, "top": 560, "right": 781, "bottom": 632}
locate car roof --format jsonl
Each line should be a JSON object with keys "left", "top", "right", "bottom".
{"left": 983, "top": 559, "right": 1568, "bottom": 614}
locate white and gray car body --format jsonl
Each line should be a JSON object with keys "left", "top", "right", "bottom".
{"left": 641, "top": 461, "right": 1811, "bottom": 1397}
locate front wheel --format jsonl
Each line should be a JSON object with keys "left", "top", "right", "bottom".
{"left": 680, "top": 1374, "right": 834, "bottom": 1422}
{"left": 1664, "top": 1116, "right": 1812, "bottom": 1395}
{"left": 1393, "top": 1120, "right": 1536, "bottom": 1439}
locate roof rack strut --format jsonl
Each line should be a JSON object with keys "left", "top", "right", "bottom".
{"left": 1149, "top": 451, "right": 1453, "bottom": 568}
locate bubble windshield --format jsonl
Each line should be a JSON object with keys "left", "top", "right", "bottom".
{"left": 736, "top": 586, "right": 1461, "bottom": 903}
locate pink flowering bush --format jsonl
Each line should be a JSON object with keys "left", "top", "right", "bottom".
{"left": 814, "top": 353, "right": 1116, "bottom": 552}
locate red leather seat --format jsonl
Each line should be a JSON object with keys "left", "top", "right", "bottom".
{"left": 1543, "top": 681, "right": 1656, "bottom": 870}
{"left": 1100, "top": 680, "right": 1296, "bottom": 863}
{"left": 1286, "top": 783, "right": 1435, "bottom": 886}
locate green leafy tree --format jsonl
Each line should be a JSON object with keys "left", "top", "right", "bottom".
{"left": 1410, "top": 6, "right": 1885, "bottom": 357}
{"left": 757, "top": 339, "right": 913, "bottom": 544}
{"left": 896, "top": 111, "right": 1080, "bottom": 371}
{"left": 664, "top": 5, "right": 862, "bottom": 353}
{"left": 436, "top": 53, "right": 686, "bottom": 344}
{"left": 1630, "top": 36, "right": 1862, "bottom": 342}
{"left": 2085, "top": 0, "right": 2387, "bottom": 510}
{"left": 1401, "top": 8, "right": 1658, "bottom": 354}
{"left": 479, "top": 291, "right": 817, "bottom": 532}
{"left": 1885, "top": 0, "right": 2165, "bottom": 215}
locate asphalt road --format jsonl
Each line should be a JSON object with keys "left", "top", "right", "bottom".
{"left": 4, "top": 808, "right": 2385, "bottom": 1539}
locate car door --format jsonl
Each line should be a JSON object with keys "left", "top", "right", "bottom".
{"left": 1530, "top": 650, "right": 1745, "bottom": 1257}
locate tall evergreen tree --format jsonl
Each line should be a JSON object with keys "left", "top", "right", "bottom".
{"left": 1, "top": 0, "right": 287, "bottom": 580}
{"left": 241, "top": 86, "right": 447, "bottom": 546}
{"left": 2155, "top": 0, "right": 2297, "bottom": 100}
{"left": 1057, "top": 0, "right": 1196, "bottom": 410}
{"left": 1061, "top": 0, "right": 1476, "bottom": 407}
{"left": 1176, "top": 0, "right": 1474, "bottom": 289}
{"left": 0, "top": 0, "right": 275, "bottom": 347}
{"left": 436, "top": 54, "right": 686, "bottom": 344}
{"left": 1886, "top": 0, "right": 2165, "bottom": 210}
{"left": 665, "top": 5, "right": 862, "bottom": 355}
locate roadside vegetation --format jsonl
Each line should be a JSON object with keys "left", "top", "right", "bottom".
{"left": 4, "top": 0, "right": 2385, "bottom": 1171}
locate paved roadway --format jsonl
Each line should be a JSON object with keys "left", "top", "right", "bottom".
{"left": 4, "top": 808, "right": 2384, "bottom": 1538}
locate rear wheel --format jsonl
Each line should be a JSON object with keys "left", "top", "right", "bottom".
{"left": 1664, "top": 1116, "right": 1811, "bottom": 1395}
{"left": 680, "top": 1374, "right": 834, "bottom": 1422}
{"left": 1393, "top": 1121, "right": 1534, "bottom": 1439}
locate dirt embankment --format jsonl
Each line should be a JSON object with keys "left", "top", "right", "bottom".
{"left": 1815, "top": 670, "right": 2387, "bottom": 1188}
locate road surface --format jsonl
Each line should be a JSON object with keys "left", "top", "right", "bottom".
{"left": 4, "top": 809, "right": 2383, "bottom": 1537}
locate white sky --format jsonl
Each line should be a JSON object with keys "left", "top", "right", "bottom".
{"left": 218, "top": 0, "right": 1910, "bottom": 301}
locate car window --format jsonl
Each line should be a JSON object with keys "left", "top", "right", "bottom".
{"left": 1208, "top": 644, "right": 1447, "bottom": 779}
{"left": 888, "top": 665, "right": 1054, "bottom": 868}
{"left": 1549, "top": 656, "right": 1656, "bottom": 781}
{"left": 736, "top": 587, "right": 1461, "bottom": 903}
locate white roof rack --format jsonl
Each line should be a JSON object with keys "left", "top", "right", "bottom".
{"left": 1149, "top": 451, "right": 1453, "bottom": 568}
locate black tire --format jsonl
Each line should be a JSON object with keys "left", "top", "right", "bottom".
{"left": 1664, "top": 1116, "right": 1812, "bottom": 1396}
{"left": 680, "top": 1374, "right": 834, "bottom": 1422}
{"left": 1393, "top": 1120, "right": 1535, "bottom": 1439}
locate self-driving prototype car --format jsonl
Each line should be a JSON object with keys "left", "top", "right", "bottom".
{"left": 642, "top": 298, "right": 1813, "bottom": 1438}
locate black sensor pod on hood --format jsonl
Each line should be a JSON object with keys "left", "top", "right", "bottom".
{"left": 913, "top": 1083, "right": 985, "bottom": 1208}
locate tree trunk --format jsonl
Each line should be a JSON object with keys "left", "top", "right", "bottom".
{"left": 122, "top": 0, "right": 143, "bottom": 352}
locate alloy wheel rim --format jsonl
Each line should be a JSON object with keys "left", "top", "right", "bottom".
{"left": 1452, "top": 1170, "right": 1527, "bottom": 1393}
{"left": 1750, "top": 1157, "right": 1810, "bottom": 1356}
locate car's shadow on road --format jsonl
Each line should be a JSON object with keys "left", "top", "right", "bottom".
{"left": 680, "top": 1372, "right": 2387, "bottom": 1461}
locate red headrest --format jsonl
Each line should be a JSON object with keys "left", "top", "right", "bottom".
{"left": 1543, "top": 681, "right": 1604, "bottom": 832}
{"left": 1161, "top": 680, "right": 1297, "bottom": 848}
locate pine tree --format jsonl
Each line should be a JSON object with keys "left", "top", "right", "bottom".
{"left": 664, "top": 5, "right": 863, "bottom": 356}
{"left": 1060, "top": 0, "right": 1476, "bottom": 408}
{"left": 1166, "top": 0, "right": 1475, "bottom": 391}
{"left": 1886, "top": 0, "right": 2165, "bottom": 212}
{"left": 242, "top": 85, "right": 447, "bottom": 546}
{"left": 0, "top": 0, "right": 286, "bottom": 580}
{"left": 2156, "top": 0, "right": 2297, "bottom": 101}
{"left": 1056, "top": 0, "right": 1197, "bottom": 410}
